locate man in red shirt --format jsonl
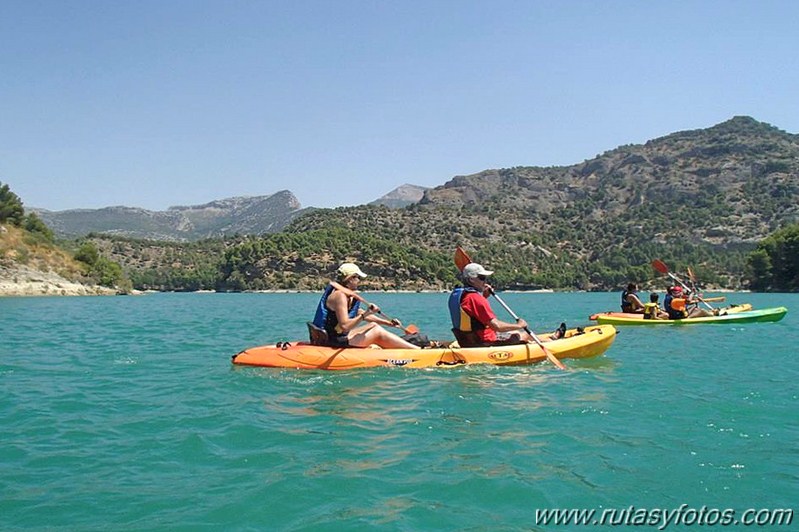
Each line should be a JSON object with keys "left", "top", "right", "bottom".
{"left": 449, "top": 263, "right": 565, "bottom": 347}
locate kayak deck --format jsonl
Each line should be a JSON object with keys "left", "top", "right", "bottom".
{"left": 590, "top": 305, "right": 787, "bottom": 326}
{"left": 232, "top": 325, "right": 617, "bottom": 370}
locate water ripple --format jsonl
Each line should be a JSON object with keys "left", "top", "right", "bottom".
{"left": 1, "top": 292, "right": 797, "bottom": 528}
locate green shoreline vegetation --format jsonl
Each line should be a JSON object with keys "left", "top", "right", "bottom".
{"left": 4, "top": 116, "right": 799, "bottom": 298}
{"left": 3, "top": 180, "right": 797, "bottom": 295}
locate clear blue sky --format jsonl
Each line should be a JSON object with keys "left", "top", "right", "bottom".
{"left": 2, "top": 1, "right": 797, "bottom": 212}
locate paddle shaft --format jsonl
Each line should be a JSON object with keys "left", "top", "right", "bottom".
{"left": 491, "top": 290, "right": 567, "bottom": 370}
{"left": 487, "top": 289, "right": 529, "bottom": 333}
{"left": 663, "top": 271, "right": 715, "bottom": 311}
{"left": 328, "top": 281, "right": 417, "bottom": 334}
{"left": 652, "top": 259, "right": 716, "bottom": 312}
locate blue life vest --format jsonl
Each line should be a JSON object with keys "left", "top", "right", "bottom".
{"left": 621, "top": 289, "right": 636, "bottom": 312}
{"left": 313, "top": 285, "right": 361, "bottom": 335}
{"left": 663, "top": 294, "right": 687, "bottom": 320}
{"left": 448, "top": 286, "right": 485, "bottom": 332}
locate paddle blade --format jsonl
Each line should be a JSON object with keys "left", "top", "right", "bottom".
{"left": 687, "top": 266, "right": 698, "bottom": 285}
{"left": 550, "top": 354, "right": 567, "bottom": 370}
{"left": 542, "top": 345, "right": 567, "bottom": 370}
{"left": 454, "top": 247, "right": 472, "bottom": 272}
{"left": 651, "top": 259, "right": 669, "bottom": 274}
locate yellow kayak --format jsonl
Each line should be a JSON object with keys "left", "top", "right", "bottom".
{"left": 231, "top": 325, "right": 617, "bottom": 370}
{"left": 590, "top": 304, "right": 789, "bottom": 326}
{"left": 589, "top": 303, "right": 753, "bottom": 322}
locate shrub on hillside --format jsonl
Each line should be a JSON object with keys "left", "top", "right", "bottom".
{"left": 0, "top": 182, "right": 25, "bottom": 226}
{"left": 74, "top": 240, "right": 127, "bottom": 288}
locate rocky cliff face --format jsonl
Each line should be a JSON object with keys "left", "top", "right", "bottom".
{"left": 418, "top": 116, "right": 799, "bottom": 246}
{"left": 275, "top": 116, "right": 798, "bottom": 290}
{"left": 34, "top": 190, "right": 305, "bottom": 241}
{"left": 0, "top": 224, "right": 116, "bottom": 296}
{"left": 0, "top": 263, "right": 116, "bottom": 296}
{"left": 369, "top": 184, "right": 430, "bottom": 208}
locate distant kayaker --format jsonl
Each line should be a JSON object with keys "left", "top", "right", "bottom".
{"left": 448, "top": 262, "right": 565, "bottom": 347}
{"left": 621, "top": 283, "right": 645, "bottom": 313}
{"left": 311, "top": 262, "right": 420, "bottom": 349}
{"left": 664, "top": 286, "right": 713, "bottom": 319}
{"left": 643, "top": 292, "right": 669, "bottom": 320}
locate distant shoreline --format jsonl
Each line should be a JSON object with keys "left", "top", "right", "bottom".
{"left": 0, "top": 264, "right": 117, "bottom": 297}
{"left": 182, "top": 287, "right": 752, "bottom": 295}
{"left": 0, "top": 271, "right": 752, "bottom": 298}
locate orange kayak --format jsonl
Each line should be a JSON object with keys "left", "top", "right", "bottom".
{"left": 231, "top": 325, "right": 617, "bottom": 370}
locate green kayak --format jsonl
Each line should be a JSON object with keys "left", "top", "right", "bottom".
{"left": 591, "top": 306, "right": 788, "bottom": 326}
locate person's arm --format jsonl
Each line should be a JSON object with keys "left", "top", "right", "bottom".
{"left": 477, "top": 284, "right": 527, "bottom": 331}
{"left": 328, "top": 291, "right": 375, "bottom": 332}
{"left": 487, "top": 317, "right": 528, "bottom": 332}
{"left": 629, "top": 294, "right": 645, "bottom": 310}
{"left": 686, "top": 296, "right": 702, "bottom": 308}
{"left": 362, "top": 305, "right": 400, "bottom": 327}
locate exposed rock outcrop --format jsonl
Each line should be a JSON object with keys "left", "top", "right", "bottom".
{"left": 0, "top": 263, "right": 116, "bottom": 297}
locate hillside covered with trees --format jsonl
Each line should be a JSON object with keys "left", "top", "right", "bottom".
{"left": 746, "top": 224, "right": 799, "bottom": 292}
{"left": 81, "top": 116, "right": 799, "bottom": 293}
{"left": 1, "top": 182, "right": 130, "bottom": 294}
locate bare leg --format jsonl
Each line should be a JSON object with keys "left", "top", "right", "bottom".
{"left": 545, "top": 322, "right": 567, "bottom": 341}
{"left": 519, "top": 326, "right": 563, "bottom": 343}
{"left": 688, "top": 307, "right": 713, "bottom": 318}
{"left": 349, "top": 323, "right": 420, "bottom": 349}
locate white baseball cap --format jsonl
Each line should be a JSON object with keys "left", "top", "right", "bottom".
{"left": 462, "top": 263, "right": 494, "bottom": 279}
{"left": 337, "top": 262, "right": 367, "bottom": 279}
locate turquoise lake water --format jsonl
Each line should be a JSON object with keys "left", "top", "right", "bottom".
{"left": 1, "top": 292, "right": 796, "bottom": 530}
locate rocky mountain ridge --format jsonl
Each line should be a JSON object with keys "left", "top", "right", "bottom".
{"left": 271, "top": 116, "right": 798, "bottom": 290}
{"left": 415, "top": 116, "right": 798, "bottom": 247}
{"left": 33, "top": 184, "right": 435, "bottom": 241}
{"left": 8, "top": 115, "right": 799, "bottom": 292}
{"left": 369, "top": 184, "right": 430, "bottom": 208}
{"left": 34, "top": 190, "right": 307, "bottom": 241}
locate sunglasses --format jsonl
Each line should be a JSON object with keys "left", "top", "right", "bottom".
{"left": 477, "top": 275, "right": 488, "bottom": 281}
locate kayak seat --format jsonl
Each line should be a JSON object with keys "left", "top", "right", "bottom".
{"left": 307, "top": 322, "right": 329, "bottom": 346}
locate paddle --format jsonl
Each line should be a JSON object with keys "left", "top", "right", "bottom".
{"left": 686, "top": 266, "right": 697, "bottom": 285}
{"left": 651, "top": 259, "right": 715, "bottom": 311}
{"left": 676, "top": 266, "right": 724, "bottom": 302}
{"left": 453, "top": 247, "right": 567, "bottom": 370}
{"left": 685, "top": 266, "right": 697, "bottom": 293}
{"left": 328, "top": 281, "right": 419, "bottom": 334}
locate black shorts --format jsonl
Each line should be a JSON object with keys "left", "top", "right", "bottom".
{"left": 327, "top": 333, "right": 350, "bottom": 347}
{"left": 489, "top": 332, "right": 525, "bottom": 346}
